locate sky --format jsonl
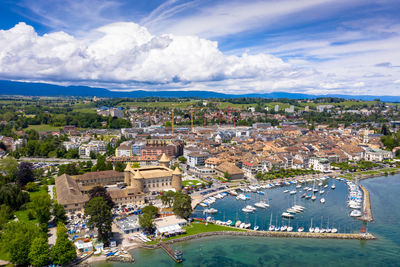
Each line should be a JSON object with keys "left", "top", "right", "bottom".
{"left": 0, "top": 0, "right": 400, "bottom": 96}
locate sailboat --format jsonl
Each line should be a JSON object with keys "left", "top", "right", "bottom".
{"left": 331, "top": 179, "right": 336, "bottom": 189}
{"left": 253, "top": 215, "right": 259, "bottom": 231}
{"left": 274, "top": 216, "right": 280, "bottom": 231}
{"left": 311, "top": 179, "right": 317, "bottom": 201}
{"left": 268, "top": 213, "right": 275, "bottom": 231}
{"left": 309, "top": 218, "right": 314, "bottom": 233}
{"left": 287, "top": 217, "right": 293, "bottom": 232}
{"left": 320, "top": 198, "right": 325, "bottom": 204}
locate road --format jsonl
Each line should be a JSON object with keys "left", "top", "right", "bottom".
{"left": 19, "top": 157, "right": 97, "bottom": 164}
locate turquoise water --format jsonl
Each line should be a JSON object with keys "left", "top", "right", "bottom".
{"left": 96, "top": 174, "right": 400, "bottom": 267}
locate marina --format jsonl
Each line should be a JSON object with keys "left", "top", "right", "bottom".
{"left": 99, "top": 174, "right": 400, "bottom": 267}
{"left": 193, "top": 177, "right": 371, "bottom": 234}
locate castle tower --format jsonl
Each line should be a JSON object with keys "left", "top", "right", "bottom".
{"left": 131, "top": 170, "right": 144, "bottom": 191}
{"left": 159, "top": 153, "right": 170, "bottom": 168}
{"left": 171, "top": 167, "right": 182, "bottom": 191}
{"left": 124, "top": 163, "right": 133, "bottom": 185}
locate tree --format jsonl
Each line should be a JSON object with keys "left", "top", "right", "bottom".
{"left": 139, "top": 212, "right": 154, "bottom": 233}
{"left": 115, "top": 162, "right": 126, "bottom": 172}
{"left": 0, "top": 184, "right": 30, "bottom": 210}
{"left": 17, "top": 161, "right": 34, "bottom": 187}
{"left": 29, "top": 194, "right": 51, "bottom": 226}
{"left": 0, "top": 204, "right": 13, "bottom": 229}
{"left": 88, "top": 186, "right": 115, "bottom": 209}
{"left": 160, "top": 190, "right": 175, "bottom": 207}
{"left": 178, "top": 156, "right": 187, "bottom": 163}
{"left": 224, "top": 171, "right": 232, "bottom": 180}
{"left": 29, "top": 236, "right": 50, "bottom": 267}
{"left": 95, "top": 154, "right": 107, "bottom": 171}
{"left": 51, "top": 222, "right": 76, "bottom": 265}
{"left": 25, "top": 181, "right": 39, "bottom": 192}
{"left": 131, "top": 162, "right": 140, "bottom": 168}
{"left": 90, "top": 150, "right": 97, "bottom": 159}
{"left": 173, "top": 191, "right": 192, "bottom": 219}
{"left": 0, "top": 221, "right": 41, "bottom": 265}
{"left": 85, "top": 197, "right": 113, "bottom": 243}
{"left": 141, "top": 205, "right": 158, "bottom": 217}
{"left": 0, "top": 157, "right": 18, "bottom": 182}
{"left": 53, "top": 203, "right": 67, "bottom": 224}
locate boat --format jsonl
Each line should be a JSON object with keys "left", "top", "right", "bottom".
{"left": 305, "top": 194, "right": 311, "bottom": 199}
{"left": 320, "top": 228, "right": 326, "bottom": 233}
{"left": 301, "top": 193, "right": 307, "bottom": 198}
{"left": 331, "top": 228, "right": 338, "bottom": 233}
{"left": 283, "top": 190, "right": 289, "bottom": 193}
{"left": 242, "top": 207, "right": 254, "bottom": 213}
{"left": 287, "top": 226, "right": 293, "bottom": 232}
{"left": 298, "top": 227, "right": 304, "bottom": 232}
{"left": 350, "top": 210, "right": 362, "bottom": 217}
{"left": 320, "top": 198, "right": 325, "bottom": 204}
{"left": 268, "top": 213, "right": 275, "bottom": 231}
{"left": 282, "top": 212, "right": 294, "bottom": 218}
{"left": 309, "top": 218, "right": 314, "bottom": 233}
{"left": 235, "top": 221, "right": 242, "bottom": 227}
{"left": 318, "top": 182, "right": 323, "bottom": 186}
{"left": 199, "top": 203, "right": 208, "bottom": 207}
{"left": 245, "top": 205, "right": 256, "bottom": 211}
{"left": 275, "top": 226, "right": 280, "bottom": 231}
{"left": 257, "top": 191, "right": 265, "bottom": 195}
{"left": 324, "top": 184, "right": 328, "bottom": 188}
{"left": 239, "top": 223, "right": 246, "bottom": 228}
{"left": 289, "top": 190, "right": 297, "bottom": 195}
{"left": 203, "top": 208, "right": 218, "bottom": 214}
{"left": 244, "top": 223, "right": 251, "bottom": 229}
{"left": 254, "top": 226, "right": 259, "bottom": 231}
{"left": 319, "top": 190, "right": 325, "bottom": 194}
{"left": 331, "top": 182, "right": 336, "bottom": 189}
{"left": 314, "top": 227, "right": 320, "bottom": 233}
{"left": 226, "top": 220, "right": 232, "bottom": 225}
{"left": 280, "top": 225, "right": 287, "bottom": 231}
{"left": 229, "top": 190, "right": 238, "bottom": 196}
{"left": 254, "top": 200, "right": 269, "bottom": 208}
{"left": 311, "top": 195, "right": 316, "bottom": 201}
{"left": 296, "top": 184, "right": 302, "bottom": 188}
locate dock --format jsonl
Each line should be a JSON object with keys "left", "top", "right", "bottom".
{"left": 159, "top": 242, "right": 183, "bottom": 263}
{"left": 358, "top": 185, "right": 374, "bottom": 222}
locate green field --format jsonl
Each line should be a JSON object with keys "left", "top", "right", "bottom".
{"left": 26, "top": 124, "right": 61, "bottom": 132}
{"left": 147, "top": 221, "right": 246, "bottom": 244}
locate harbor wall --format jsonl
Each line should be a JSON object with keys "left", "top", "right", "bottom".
{"left": 143, "top": 230, "right": 376, "bottom": 249}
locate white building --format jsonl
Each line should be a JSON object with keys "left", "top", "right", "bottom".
{"left": 79, "top": 141, "right": 107, "bottom": 157}
{"left": 188, "top": 152, "right": 209, "bottom": 168}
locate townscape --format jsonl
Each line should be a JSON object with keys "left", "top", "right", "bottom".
{"left": 0, "top": 96, "right": 399, "bottom": 265}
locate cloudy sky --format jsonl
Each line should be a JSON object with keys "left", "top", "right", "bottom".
{"left": 0, "top": 0, "right": 399, "bottom": 95}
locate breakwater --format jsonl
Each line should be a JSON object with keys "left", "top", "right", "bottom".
{"left": 144, "top": 230, "right": 375, "bottom": 249}
{"left": 358, "top": 185, "right": 374, "bottom": 222}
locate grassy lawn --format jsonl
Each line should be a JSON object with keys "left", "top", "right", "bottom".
{"left": 147, "top": 222, "right": 246, "bottom": 244}
{"left": 26, "top": 124, "right": 61, "bottom": 132}
{"left": 14, "top": 186, "right": 48, "bottom": 223}
{"left": 182, "top": 179, "right": 204, "bottom": 187}
{"left": 339, "top": 167, "right": 400, "bottom": 180}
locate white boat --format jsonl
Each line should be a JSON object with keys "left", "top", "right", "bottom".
{"left": 296, "top": 185, "right": 302, "bottom": 188}
{"left": 254, "top": 226, "right": 259, "bottom": 231}
{"left": 235, "top": 221, "right": 242, "bottom": 227}
{"left": 311, "top": 195, "right": 316, "bottom": 201}
{"left": 287, "top": 226, "right": 293, "bottom": 232}
{"left": 298, "top": 227, "right": 304, "bottom": 232}
{"left": 290, "top": 190, "right": 297, "bottom": 195}
{"left": 242, "top": 208, "right": 254, "bottom": 213}
{"left": 226, "top": 220, "right": 232, "bottom": 225}
{"left": 283, "top": 190, "right": 289, "bottom": 193}
{"left": 318, "top": 182, "right": 323, "bottom": 186}
{"left": 275, "top": 226, "right": 280, "bottom": 231}
{"left": 281, "top": 225, "right": 287, "bottom": 231}
{"left": 331, "top": 228, "right": 338, "bottom": 233}
{"left": 320, "top": 198, "right": 325, "bottom": 204}
{"left": 319, "top": 190, "right": 325, "bottom": 194}
{"left": 245, "top": 205, "right": 256, "bottom": 211}
{"left": 199, "top": 203, "right": 208, "bottom": 207}
{"left": 229, "top": 190, "right": 238, "bottom": 196}
{"left": 254, "top": 201, "right": 269, "bottom": 208}
{"left": 350, "top": 210, "right": 362, "bottom": 217}
{"left": 326, "top": 228, "right": 332, "bottom": 233}
{"left": 268, "top": 213, "right": 274, "bottom": 231}
{"left": 239, "top": 223, "right": 246, "bottom": 228}
{"left": 308, "top": 218, "right": 314, "bottom": 233}
{"left": 244, "top": 223, "right": 251, "bottom": 229}
{"left": 314, "top": 227, "right": 320, "bottom": 233}
{"left": 324, "top": 184, "right": 328, "bottom": 188}
{"left": 331, "top": 184, "right": 336, "bottom": 189}
{"left": 320, "top": 228, "right": 326, "bottom": 233}
{"left": 204, "top": 208, "right": 218, "bottom": 214}
{"left": 282, "top": 212, "right": 294, "bottom": 218}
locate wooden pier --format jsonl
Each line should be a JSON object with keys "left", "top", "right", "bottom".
{"left": 159, "top": 242, "right": 183, "bottom": 263}
{"left": 357, "top": 185, "right": 374, "bottom": 222}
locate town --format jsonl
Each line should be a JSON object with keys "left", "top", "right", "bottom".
{"left": 0, "top": 96, "right": 399, "bottom": 265}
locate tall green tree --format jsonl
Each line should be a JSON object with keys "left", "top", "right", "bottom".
{"left": 29, "top": 194, "right": 51, "bottom": 226}
{"left": 0, "top": 157, "right": 18, "bottom": 182}
{"left": 139, "top": 212, "right": 154, "bottom": 233}
{"left": 88, "top": 186, "right": 115, "bottom": 209}
{"left": 115, "top": 161, "right": 126, "bottom": 172}
{"left": 173, "top": 191, "right": 192, "bottom": 219}
{"left": 0, "top": 221, "right": 41, "bottom": 265}
{"left": 29, "top": 236, "right": 50, "bottom": 267}
{"left": 85, "top": 197, "right": 113, "bottom": 243}
{"left": 0, "top": 204, "right": 13, "bottom": 229}
{"left": 52, "top": 203, "right": 67, "bottom": 224}
{"left": 50, "top": 222, "right": 76, "bottom": 265}
{"left": 0, "top": 184, "right": 30, "bottom": 210}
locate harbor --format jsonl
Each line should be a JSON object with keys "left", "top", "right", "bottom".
{"left": 193, "top": 177, "right": 373, "bottom": 234}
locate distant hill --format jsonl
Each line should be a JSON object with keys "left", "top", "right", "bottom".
{"left": 0, "top": 80, "right": 399, "bottom": 101}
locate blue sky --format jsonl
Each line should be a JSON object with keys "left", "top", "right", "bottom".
{"left": 0, "top": 0, "right": 399, "bottom": 95}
